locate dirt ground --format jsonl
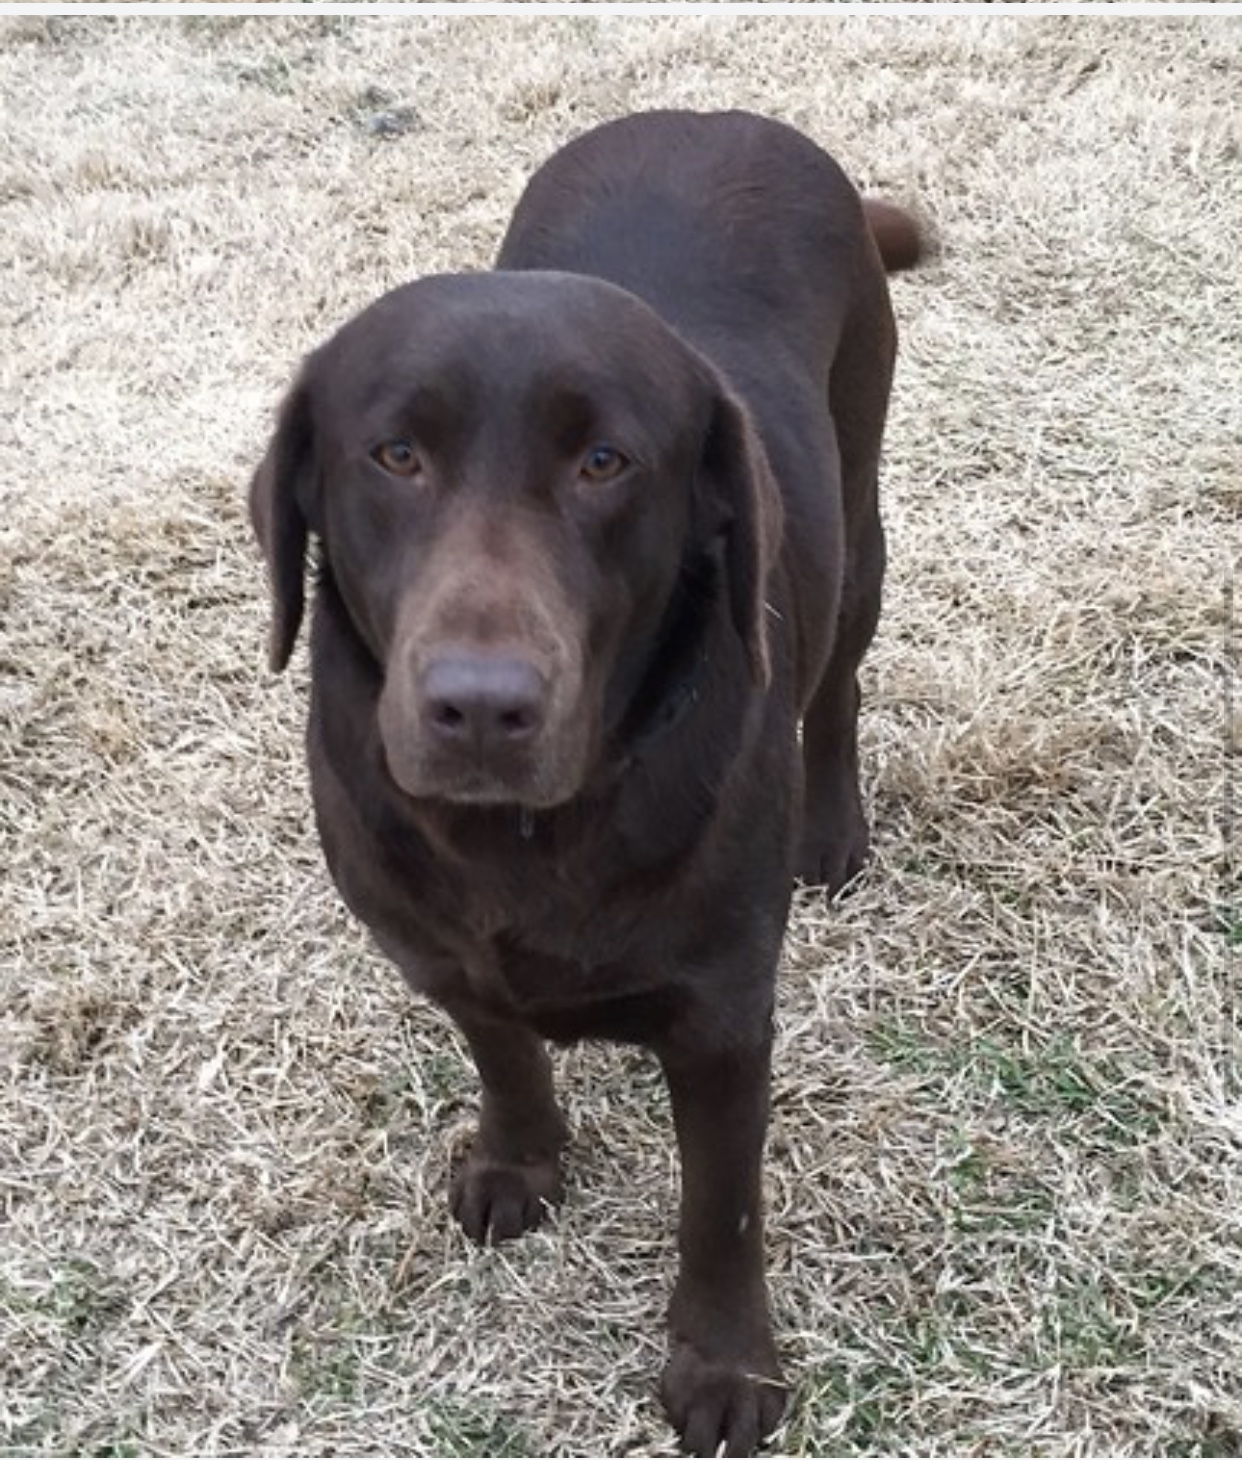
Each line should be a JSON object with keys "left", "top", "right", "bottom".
{"left": 2, "top": 15, "right": 1238, "bottom": 1458}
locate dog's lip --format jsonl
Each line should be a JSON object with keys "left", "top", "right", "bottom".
{"left": 384, "top": 754, "right": 573, "bottom": 812}
{"left": 428, "top": 780, "right": 549, "bottom": 808}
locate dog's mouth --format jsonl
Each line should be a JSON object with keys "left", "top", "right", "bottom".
{"left": 380, "top": 728, "right": 591, "bottom": 812}
{"left": 408, "top": 768, "right": 565, "bottom": 810}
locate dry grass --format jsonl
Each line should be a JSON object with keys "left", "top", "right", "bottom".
{"left": 2, "top": 15, "right": 1238, "bottom": 1458}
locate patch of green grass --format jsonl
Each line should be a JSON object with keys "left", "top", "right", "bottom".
{"left": 788, "top": 1361, "right": 897, "bottom": 1455}
{"left": 289, "top": 1326, "right": 366, "bottom": 1407}
{"left": 419, "top": 1047, "right": 472, "bottom": 1107}
{"left": 1042, "top": 1272, "right": 1144, "bottom": 1368}
{"left": 424, "top": 1400, "right": 538, "bottom": 1459}
{"left": 792, "top": 1251, "right": 1212, "bottom": 1456}
{"left": 864, "top": 1020, "right": 947, "bottom": 1079}
{"left": 866, "top": 1023, "right": 1164, "bottom": 1140}
{"left": 936, "top": 1127, "right": 1058, "bottom": 1236}
{"left": 792, "top": 1336, "right": 1036, "bottom": 1457}
{"left": 3, "top": 1257, "right": 130, "bottom": 1339}
{"left": 54, "top": 1259, "right": 125, "bottom": 1336}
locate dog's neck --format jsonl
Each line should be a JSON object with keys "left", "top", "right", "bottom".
{"left": 607, "top": 535, "right": 726, "bottom": 755}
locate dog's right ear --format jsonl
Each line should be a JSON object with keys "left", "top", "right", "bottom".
{"left": 249, "top": 379, "right": 315, "bottom": 673}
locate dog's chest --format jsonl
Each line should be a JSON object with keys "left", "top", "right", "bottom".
{"left": 461, "top": 929, "right": 684, "bottom": 1044}
{"left": 422, "top": 852, "right": 684, "bottom": 1035}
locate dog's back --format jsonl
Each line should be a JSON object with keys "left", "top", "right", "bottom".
{"left": 499, "top": 109, "right": 874, "bottom": 374}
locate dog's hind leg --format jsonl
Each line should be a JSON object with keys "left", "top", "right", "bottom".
{"left": 795, "top": 507, "right": 884, "bottom": 892}
{"left": 796, "top": 256, "right": 895, "bottom": 893}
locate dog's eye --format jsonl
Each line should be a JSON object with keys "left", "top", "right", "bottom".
{"left": 372, "top": 440, "right": 422, "bottom": 478}
{"left": 579, "top": 445, "right": 629, "bottom": 483}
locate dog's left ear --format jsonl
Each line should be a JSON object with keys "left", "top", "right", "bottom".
{"left": 248, "top": 377, "right": 316, "bottom": 673}
{"left": 696, "top": 387, "right": 784, "bottom": 686}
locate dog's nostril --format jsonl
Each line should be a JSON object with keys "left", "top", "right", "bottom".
{"left": 498, "top": 707, "right": 534, "bottom": 736}
{"left": 432, "top": 703, "right": 466, "bottom": 732}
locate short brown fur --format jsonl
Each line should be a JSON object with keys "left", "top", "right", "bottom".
{"left": 250, "top": 109, "right": 920, "bottom": 1456}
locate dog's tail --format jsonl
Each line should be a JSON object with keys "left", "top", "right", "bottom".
{"left": 862, "top": 198, "right": 925, "bottom": 273}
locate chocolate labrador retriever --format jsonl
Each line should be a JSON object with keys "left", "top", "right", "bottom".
{"left": 250, "top": 110, "right": 920, "bottom": 1456}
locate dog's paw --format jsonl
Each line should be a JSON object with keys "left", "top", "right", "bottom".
{"left": 795, "top": 814, "right": 871, "bottom": 894}
{"left": 450, "top": 1150, "right": 561, "bottom": 1245}
{"left": 661, "top": 1341, "right": 786, "bottom": 1457}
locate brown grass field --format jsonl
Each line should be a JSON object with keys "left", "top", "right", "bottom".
{"left": 2, "top": 15, "right": 1239, "bottom": 1458}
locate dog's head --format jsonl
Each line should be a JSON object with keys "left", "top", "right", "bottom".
{"left": 250, "top": 271, "right": 781, "bottom": 810}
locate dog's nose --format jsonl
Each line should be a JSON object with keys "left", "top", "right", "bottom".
{"left": 421, "top": 654, "right": 547, "bottom": 750}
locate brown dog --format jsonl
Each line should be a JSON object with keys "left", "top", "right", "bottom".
{"left": 250, "top": 110, "right": 919, "bottom": 1456}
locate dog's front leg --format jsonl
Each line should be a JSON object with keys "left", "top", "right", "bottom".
{"left": 442, "top": 998, "right": 569, "bottom": 1245}
{"left": 658, "top": 1028, "right": 786, "bottom": 1457}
